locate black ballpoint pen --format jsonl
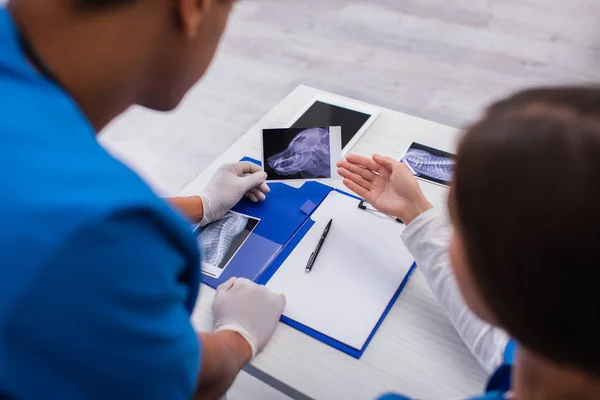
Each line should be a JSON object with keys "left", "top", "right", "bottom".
{"left": 306, "top": 219, "right": 333, "bottom": 273}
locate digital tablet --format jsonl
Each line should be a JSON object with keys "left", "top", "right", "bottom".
{"left": 287, "top": 94, "right": 380, "bottom": 156}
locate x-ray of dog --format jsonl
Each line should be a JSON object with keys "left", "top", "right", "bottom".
{"left": 262, "top": 126, "right": 342, "bottom": 181}
{"left": 400, "top": 142, "right": 455, "bottom": 187}
{"left": 197, "top": 212, "right": 260, "bottom": 278}
{"left": 268, "top": 127, "right": 331, "bottom": 178}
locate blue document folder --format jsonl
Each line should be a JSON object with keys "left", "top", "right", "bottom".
{"left": 199, "top": 176, "right": 332, "bottom": 289}
{"left": 198, "top": 157, "right": 416, "bottom": 359}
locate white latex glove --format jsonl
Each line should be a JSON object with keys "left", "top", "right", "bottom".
{"left": 213, "top": 278, "right": 286, "bottom": 358}
{"left": 200, "top": 162, "right": 270, "bottom": 226}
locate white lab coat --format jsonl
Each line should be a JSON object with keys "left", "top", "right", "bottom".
{"left": 401, "top": 208, "right": 510, "bottom": 374}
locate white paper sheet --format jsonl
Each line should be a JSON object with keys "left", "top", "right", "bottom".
{"left": 266, "top": 191, "right": 415, "bottom": 350}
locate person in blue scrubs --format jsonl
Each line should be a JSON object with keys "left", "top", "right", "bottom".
{"left": 338, "top": 87, "right": 600, "bottom": 399}
{"left": 0, "top": 0, "right": 286, "bottom": 399}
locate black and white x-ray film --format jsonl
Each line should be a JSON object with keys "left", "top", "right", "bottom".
{"left": 262, "top": 126, "right": 342, "bottom": 182}
{"left": 400, "top": 142, "right": 455, "bottom": 187}
{"left": 197, "top": 212, "right": 260, "bottom": 278}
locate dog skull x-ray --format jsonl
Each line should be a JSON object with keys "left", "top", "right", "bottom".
{"left": 267, "top": 127, "right": 331, "bottom": 178}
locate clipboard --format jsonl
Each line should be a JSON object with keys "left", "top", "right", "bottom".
{"left": 198, "top": 159, "right": 332, "bottom": 288}
{"left": 198, "top": 157, "right": 416, "bottom": 359}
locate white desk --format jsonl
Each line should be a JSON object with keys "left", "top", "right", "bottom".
{"left": 181, "top": 85, "right": 488, "bottom": 400}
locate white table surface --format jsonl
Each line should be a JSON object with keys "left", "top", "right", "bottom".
{"left": 181, "top": 85, "right": 488, "bottom": 400}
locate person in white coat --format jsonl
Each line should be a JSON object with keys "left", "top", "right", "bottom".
{"left": 338, "top": 87, "right": 600, "bottom": 400}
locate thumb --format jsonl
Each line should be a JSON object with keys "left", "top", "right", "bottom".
{"left": 278, "top": 293, "right": 287, "bottom": 310}
{"left": 241, "top": 171, "right": 268, "bottom": 191}
{"left": 217, "top": 277, "right": 237, "bottom": 293}
{"left": 237, "top": 161, "right": 262, "bottom": 175}
{"left": 372, "top": 154, "right": 397, "bottom": 172}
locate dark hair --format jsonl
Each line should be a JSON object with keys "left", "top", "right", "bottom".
{"left": 453, "top": 87, "right": 600, "bottom": 375}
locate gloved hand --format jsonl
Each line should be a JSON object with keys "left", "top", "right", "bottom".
{"left": 337, "top": 154, "right": 432, "bottom": 225}
{"left": 212, "top": 278, "right": 286, "bottom": 358}
{"left": 200, "top": 162, "right": 270, "bottom": 226}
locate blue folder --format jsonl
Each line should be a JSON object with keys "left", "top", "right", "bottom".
{"left": 199, "top": 157, "right": 417, "bottom": 359}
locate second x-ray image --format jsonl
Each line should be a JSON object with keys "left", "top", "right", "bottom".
{"left": 400, "top": 142, "right": 456, "bottom": 187}
{"left": 262, "top": 126, "right": 342, "bottom": 181}
{"left": 197, "top": 212, "right": 260, "bottom": 278}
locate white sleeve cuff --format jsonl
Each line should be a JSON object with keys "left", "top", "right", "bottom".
{"left": 401, "top": 207, "right": 451, "bottom": 273}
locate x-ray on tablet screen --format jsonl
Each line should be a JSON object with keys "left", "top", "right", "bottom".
{"left": 291, "top": 101, "right": 372, "bottom": 149}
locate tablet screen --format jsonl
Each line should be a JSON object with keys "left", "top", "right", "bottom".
{"left": 290, "top": 101, "right": 372, "bottom": 149}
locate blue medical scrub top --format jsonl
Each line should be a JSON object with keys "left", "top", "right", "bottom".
{"left": 378, "top": 340, "right": 517, "bottom": 400}
{"left": 0, "top": 8, "right": 202, "bottom": 399}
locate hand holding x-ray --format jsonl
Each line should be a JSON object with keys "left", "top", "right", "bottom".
{"left": 337, "top": 154, "right": 432, "bottom": 225}
{"left": 200, "top": 162, "right": 270, "bottom": 226}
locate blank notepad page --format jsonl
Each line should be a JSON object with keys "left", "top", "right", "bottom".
{"left": 266, "top": 191, "right": 414, "bottom": 350}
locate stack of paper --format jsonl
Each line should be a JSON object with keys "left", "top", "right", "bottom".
{"left": 266, "top": 191, "right": 414, "bottom": 350}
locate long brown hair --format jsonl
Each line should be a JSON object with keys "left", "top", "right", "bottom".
{"left": 454, "top": 87, "right": 600, "bottom": 374}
